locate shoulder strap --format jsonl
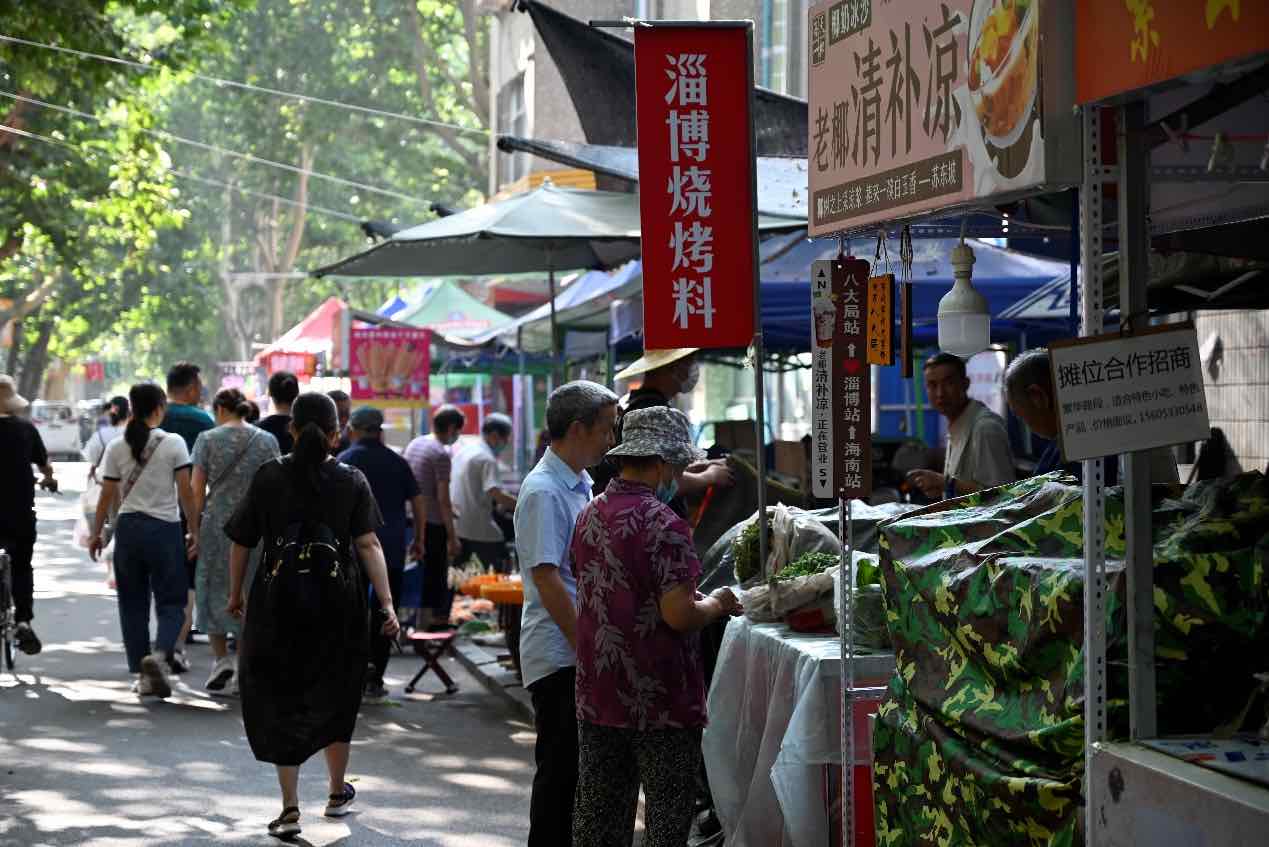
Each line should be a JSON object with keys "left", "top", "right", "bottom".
{"left": 120, "top": 434, "right": 166, "bottom": 507}
{"left": 207, "top": 428, "right": 258, "bottom": 500}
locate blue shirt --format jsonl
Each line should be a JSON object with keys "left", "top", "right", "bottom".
{"left": 339, "top": 438, "right": 419, "bottom": 570}
{"left": 515, "top": 447, "right": 592, "bottom": 688}
{"left": 160, "top": 403, "right": 214, "bottom": 453}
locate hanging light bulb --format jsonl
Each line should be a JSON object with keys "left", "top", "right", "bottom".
{"left": 937, "top": 238, "right": 990, "bottom": 358}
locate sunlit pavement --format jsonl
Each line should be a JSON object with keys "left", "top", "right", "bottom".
{"left": 1, "top": 463, "right": 534, "bottom": 846}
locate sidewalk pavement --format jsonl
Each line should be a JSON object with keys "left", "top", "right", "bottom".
{"left": 0, "top": 463, "right": 535, "bottom": 847}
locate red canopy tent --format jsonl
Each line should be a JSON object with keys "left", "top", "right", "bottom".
{"left": 254, "top": 297, "right": 346, "bottom": 377}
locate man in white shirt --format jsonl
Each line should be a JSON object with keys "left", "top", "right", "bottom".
{"left": 450, "top": 413, "right": 516, "bottom": 574}
{"left": 908, "top": 352, "right": 1016, "bottom": 499}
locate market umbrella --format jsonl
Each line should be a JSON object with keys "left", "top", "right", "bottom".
{"left": 313, "top": 181, "right": 805, "bottom": 369}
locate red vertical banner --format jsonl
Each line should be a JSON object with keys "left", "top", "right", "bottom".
{"left": 634, "top": 24, "right": 758, "bottom": 350}
{"left": 833, "top": 257, "right": 872, "bottom": 500}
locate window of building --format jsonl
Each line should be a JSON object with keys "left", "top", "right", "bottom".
{"left": 497, "top": 72, "right": 529, "bottom": 186}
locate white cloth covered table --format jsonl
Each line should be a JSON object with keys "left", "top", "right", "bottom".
{"left": 702, "top": 617, "right": 894, "bottom": 847}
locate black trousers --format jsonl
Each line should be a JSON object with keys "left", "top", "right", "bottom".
{"left": 368, "top": 563, "right": 404, "bottom": 683}
{"left": 0, "top": 524, "right": 35, "bottom": 623}
{"left": 421, "top": 523, "right": 453, "bottom": 623}
{"left": 528, "top": 666, "right": 578, "bottom": 847}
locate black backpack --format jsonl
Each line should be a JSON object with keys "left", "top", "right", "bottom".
{"left": 259, "top": 470, "right": 361, "bottom": 643}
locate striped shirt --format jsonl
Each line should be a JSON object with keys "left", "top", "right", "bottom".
{"left": 404, "top": 435, "right": 451, "bottom": 527}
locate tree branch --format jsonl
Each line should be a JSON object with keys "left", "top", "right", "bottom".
{"left": 399, "top": 0, "right": 482, "bottom": 173}
{"left": 460, "top": 0, "right": 490, "bottom": 127}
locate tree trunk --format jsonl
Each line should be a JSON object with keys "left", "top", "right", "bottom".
{"left": 264, "top": 144, "right": 313, "bottom": 341}
{"left": 17, "top": 319, "right": 53, "bottom": 400}
{"left": 400, "top": 0, "right": 483, "bottom": 173}
{"left": 5, "top": 316, "right": 21, "bottom": 374}
{"left": 217, "top": 181, "right": 256, "bottom": 361}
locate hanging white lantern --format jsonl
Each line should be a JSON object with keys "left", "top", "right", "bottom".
{"left": 938, "top": 240, "right": 990, "bottom": 358}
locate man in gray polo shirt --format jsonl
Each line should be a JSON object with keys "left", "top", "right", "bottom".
{"left": 514, "top": 381, "right": 618, "bottom": 847}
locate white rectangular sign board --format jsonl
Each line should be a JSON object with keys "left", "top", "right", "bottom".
{"left": 1050, "top": 324, "right": 1210, "bottom": 462}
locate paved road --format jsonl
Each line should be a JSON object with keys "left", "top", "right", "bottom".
{"left": 0, "top": 463, "right": 535, "bottom": 846}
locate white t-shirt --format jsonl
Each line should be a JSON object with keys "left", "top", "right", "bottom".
{"left": 450, "top": 439, "right": 504, "bottom": 542}
{"left": 100, "top": 428, "right": 192, "bottom": 523}
{"left": 945, "top": 399, "right": 1016, "bottom": 489}
{"left": 82, "top": 424, "right": 124, "bottom": 467}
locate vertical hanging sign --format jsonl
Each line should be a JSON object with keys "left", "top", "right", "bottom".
{"left": 835, "top": 256, "right": 872, "bottom": 499}
{"left": 634, "top": 24, "right": 758, "bottom": 350}
{"left": 867, "top": 273, "right": 894, "bottom": 365}
{"left": 811, "top": 259, "right": 836, "bottom": 497}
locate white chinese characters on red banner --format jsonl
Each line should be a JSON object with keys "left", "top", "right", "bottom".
{"left": 634, "top": 25, "right": 757, "bottom": 350}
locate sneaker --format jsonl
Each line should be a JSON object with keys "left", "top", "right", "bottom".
{"left": 166, "top": 651, "right": 191, "bottom": 675}
{"left": 15, "top": 623, "right": 41, "bottom": 655}
{"left": 205, "top": 656, "right": 235, "bottom": 693}
{"left": 267, "top": 807, "right": 301, "bottom": 839}
{"left": 362, "top": 679, "right": 389, "bottom": 704}
{"left": 139, "top": 654, "right": 172, "bottom": 699}
{"left": 324, "top": 783, "right": 356, "bottom": 817}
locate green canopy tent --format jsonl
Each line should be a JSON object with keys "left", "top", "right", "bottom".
{"left": 395, "top": 279, "right": 512, "bottom": 339}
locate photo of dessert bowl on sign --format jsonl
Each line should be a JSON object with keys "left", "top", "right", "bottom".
{"left": 967, "top": 0, "right": 1039, "bottom": 155}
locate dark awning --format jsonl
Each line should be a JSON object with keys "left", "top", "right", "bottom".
{"left": 517, "top": 0, "right": 808, "bottom": 156}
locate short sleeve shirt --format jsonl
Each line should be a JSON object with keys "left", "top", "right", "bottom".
{"left": 0, "top": 416, "right": 48, "bottom": 533}
{"left": 945, "top": 399, "right": 1016, "bottom": 489}
{"left": 514, "top": 447, "right": 592, "bottom": 688}
{"left": 572, "top": 478, "right": 706, "bottom": 730}
{"left": 100, "top": 429, "right": 192, "bottom": 523}
{"left": 451, "top": 440, "right": 504, "bottom": 542}
{"left": 404, "top": 436, "right": 451, "bottom": 527}
{"left": 257, "top": 414, "right": 294, "bottom": 455}
{"left": 160, "top": 403, "right": 215, "bottom": 453}
{"left": 224, "top": 457, "right": 381, "bottom": 552}
{"left": 337, "top": 439, "right": 419, "bottom": 569}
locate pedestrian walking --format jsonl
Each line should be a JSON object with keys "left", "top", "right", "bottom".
{"left": 514, "top": 381, "right": 619, "bottom": 847}
{"left": 450, "top": 413, "right": 517, "bottom": 574}
{"left": 570, "top": 407, "right": 742, "bottom": 847}
{"left": 0, "top": 374, "right": 58, "bottom": 656}
{"left": 189, "top": 388, "right": 280, "bottom": 695}
{"left": 327, "top": 389, "right": 352, "bottom": 454}
{"left": 224, "top": 392, "right": 400, "bottom": 840}
{"left": 161, "top": 362, "right": 214, "bottom": 660}
{"left": 404, "top": 405, "right": 465, "bottom": 630}
{"left": 89, "top": 383, "right": 200, "bottom": 698}
{"left": 82, "top": 395, "right": 128, "bottom": 472}
{"left": 338, "top": 406, "right": 425, "bottom": 702}
{"left": 258, "top": 371, "right": 299, "bottom": 455}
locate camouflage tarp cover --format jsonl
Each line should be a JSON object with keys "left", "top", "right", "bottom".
{"left": 872, "top": 472, "right": 1269, "bottom": 847}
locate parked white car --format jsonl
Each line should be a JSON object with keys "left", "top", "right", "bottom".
{"left": 30, "top": 400, "right": 81, "bottom": 458}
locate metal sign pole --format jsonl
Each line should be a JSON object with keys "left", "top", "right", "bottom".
{"left": 1080, "top": 103, "right": 1109, "bottom": 846}
{"left": 840, "top": 495, "right": 856, "bottom": 847}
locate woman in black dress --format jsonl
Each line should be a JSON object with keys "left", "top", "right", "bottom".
{"left": 225, "top": 392, "right": 400, "bottom": 839}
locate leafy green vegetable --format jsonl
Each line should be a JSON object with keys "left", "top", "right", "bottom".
{"left": 733, "top": 520, "right": 762, "bottom": 583}
{"left": 774, "top": 551, "right": 840, "bottom": 582}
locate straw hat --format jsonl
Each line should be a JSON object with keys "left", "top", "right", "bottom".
{"left": 605, "top": 406, "right": 705, "bottom": 467}
{"left": 613, "top": 347, "right": 698, "bottom": 382}
{"left": 0, "top": 374, "right": 29, "bottom": 414}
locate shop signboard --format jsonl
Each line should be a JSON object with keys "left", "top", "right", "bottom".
{"left": 807, "top": 0, "right": 1079, "bottom": 236}
{"left": 634, "top": 24, "right": 759, "bottom": 350}
{"left": 1049, "top": 324, "right": 1210, "bottom": 462}
{"left": 812, "top": 257, "right": 873, "bottom": 499}
{"left": 349, "top": 327, "right": 431, "bottom": 407}
{"left": 866, "top": 273, "right": 894, "bottom": 366}
{"left": 1075, "top": 1, "right": 1269, "bottom": 105}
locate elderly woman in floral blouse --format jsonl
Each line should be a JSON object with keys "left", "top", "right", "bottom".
{"left": 570, "top": 406, "right": 742, "bottom": 847}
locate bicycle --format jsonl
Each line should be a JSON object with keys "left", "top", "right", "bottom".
{"left": 1, "top": 548, "right": 15, "bottom": 673}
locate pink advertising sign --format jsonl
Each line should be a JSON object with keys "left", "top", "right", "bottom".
{"left": 807, "top": 0, "right": 1077, "bottom": 236}
{"left": 349, "top": 327, "right": 431, "bottom": 406}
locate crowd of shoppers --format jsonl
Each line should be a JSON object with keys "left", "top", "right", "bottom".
{"left": 13, "top": 363, "right": 743, "bottom": 844}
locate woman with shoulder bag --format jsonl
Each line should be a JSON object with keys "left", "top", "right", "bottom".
{"left": 89, "top": 384, "right": 200, "bottom": 699}
{"left": 190, "top": 388, "right": 280, "bottom": 695}
{"left": 224, "top": 392, "right": 400, "bottom": 840}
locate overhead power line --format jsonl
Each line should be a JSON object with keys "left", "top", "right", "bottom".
{"left": 0, "top": 124, "right": 368, "bottom": 224}
{"left": 0, "top": 32, "right": 489, "bottom": 138}
{"left": 0, "top": 89, "right": 429, "bottom": 207}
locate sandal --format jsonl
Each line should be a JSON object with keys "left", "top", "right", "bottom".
{"left": 267, "top": 806, "right": 301, "bottom": 839}
{"left": 325, "top": 782, "right": 357, "bottom": 817}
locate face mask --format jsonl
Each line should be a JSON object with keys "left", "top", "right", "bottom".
{"left": 680, "top": 360, "right": 701, "bottom": 393}
{"left": 655, "top": 477, "right": 679, "bottom": 504}
{"left": 490, "top": 439, "right": 507, "bottom": 456}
